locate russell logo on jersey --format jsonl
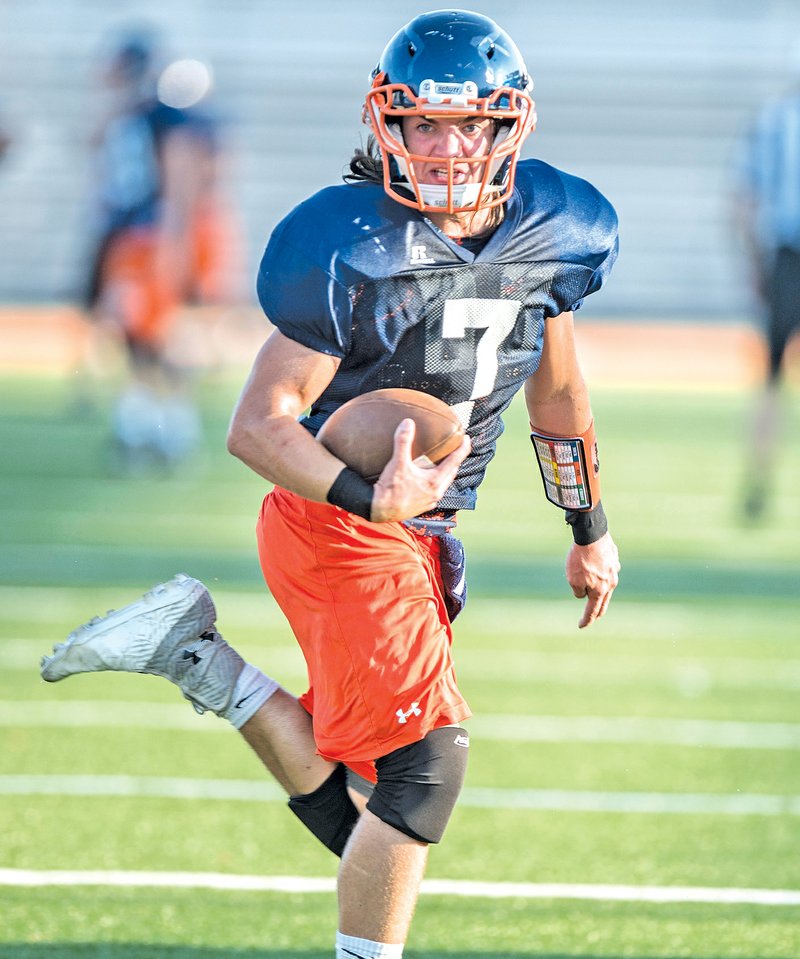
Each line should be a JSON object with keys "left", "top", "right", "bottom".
{"left": 409, "top": 244, "right": 436, "bottom": 265}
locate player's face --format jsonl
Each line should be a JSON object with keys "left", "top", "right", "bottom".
{"left": 401, "top": 115, "right": 495, "bottom": 185}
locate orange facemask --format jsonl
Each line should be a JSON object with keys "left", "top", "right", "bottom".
{"left": 364, "top": 76, "right": 537, "bottom": 214}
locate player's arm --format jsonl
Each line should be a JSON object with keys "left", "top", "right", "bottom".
{"left": 227, "top": 329, "right": 468, "bottom": 521}
{"left": 155, "top": 127, "right": 209, "bottom": 292}
{"left": 524, "top": 311, "right": 620, "bottom": 628}
{"left": 227, "top": 329, "right": 345, "bottom": 501}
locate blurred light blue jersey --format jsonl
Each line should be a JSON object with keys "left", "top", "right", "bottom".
{"left": 736, "top": 93, "right": 800, "bottom": 253}
{"left": 257, "top": 158, "right": 618, "bottom": 511}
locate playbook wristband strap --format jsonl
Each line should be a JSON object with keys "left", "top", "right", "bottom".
{"left": 326, "top": 467, "right": 374, "bottom": 520}
{"left": 565, "top": 501, "right": 608, "bottom": 545}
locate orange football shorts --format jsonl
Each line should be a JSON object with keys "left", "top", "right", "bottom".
{"left": 99, "top": 205, "right": 235, "bottom": 346}
{"left": 256, "top": 486, "right": 471, "bottom": 783}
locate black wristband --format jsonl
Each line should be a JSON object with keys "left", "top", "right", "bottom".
{"left": 326, "top": 467, "right": 374, "bottom": 520}
{"left": 565, "top": 500, "right": 608, "bottom": 546}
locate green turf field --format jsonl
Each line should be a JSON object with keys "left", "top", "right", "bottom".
{"left": 1, "top": 370, "right": 799, "bottom": 958}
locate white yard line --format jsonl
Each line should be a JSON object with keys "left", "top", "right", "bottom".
{"left": 1, "top": 774, "right": 799, "bottom": 816}
{"left": 4, "top": 701, "right": 800, "bottom": 748}
{"left": 472, "top": 713, "right": 800, "bottom": 749}
{"left": 0, "top": 868, "right": 798, "bottom": 905}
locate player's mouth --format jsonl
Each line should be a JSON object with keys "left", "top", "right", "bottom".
{"left": 422, "top": 165, "right": 476, "bottom": 185}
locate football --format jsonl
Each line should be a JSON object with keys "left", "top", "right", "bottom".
{"left": 316, "top": 388, "right": 465, "bottom": 481}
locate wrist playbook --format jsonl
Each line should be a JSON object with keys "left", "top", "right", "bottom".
{"left": 529, "top": 420, "right": 601, "bottom": 512}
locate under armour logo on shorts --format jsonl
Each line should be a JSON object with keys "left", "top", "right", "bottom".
{"left": 396, "top": 702, "right": 422, "bottom": 724}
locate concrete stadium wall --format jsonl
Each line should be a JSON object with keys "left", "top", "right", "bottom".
{"left": 1, "top": 0, "right": 800, "bottom": 320}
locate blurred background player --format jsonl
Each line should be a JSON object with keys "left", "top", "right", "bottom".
{"left": 733, "top": 40, "right": 800, "bottom": 520}
{"left": 82, "top": 26, "right": 239, "bottom": 471}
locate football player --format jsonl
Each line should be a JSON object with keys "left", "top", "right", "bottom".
{"left": 733, "top": 42, "right": 800, "bottom": 520}
{"left": 43, "top": 11, "right": 620, "bottom": 957}
{"left": 82, "top": 26, "right": 238, "bottom": 469}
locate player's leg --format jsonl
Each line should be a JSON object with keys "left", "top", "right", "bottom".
{"left": 97, "top": 230, "right": 163, "bottom": 467}
{"left": 40, "top": 573, "right": 337, "bottom": 803}
{"left": 743, "top": 246, "right": 798, "bottom": 519}
{"left": 123, "top": 296, "right": 201, "bottom": 470}
{"left": 336, "top": 725, "right": 469, "bottom": 952}
{"left": 743, "top": 380, "right": 781, "bottom": 520}
{"left": 72, "top": 232, "right": 126, "bottom": 414}
{"left": 100, "top": 228, "right": 200, "bottom": 469}
{"left": 238, "top": 688, "right": 335, "bottom": 796}
{"left": 337, "top": 810, "right": 429, "bottom": 951}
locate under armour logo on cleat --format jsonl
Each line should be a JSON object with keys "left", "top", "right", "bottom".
{"left": 396, "top": 702, "right": 422, "bottom": 724}
{"left": 182, "top": 634, "right": 215, "bottom": 665}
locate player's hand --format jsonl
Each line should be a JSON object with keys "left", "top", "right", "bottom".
{"left": 565, "top": 531, "right": 620, "bottom": 629}
{"left": 371, "top": 418, "right": 471, "bottom": 523}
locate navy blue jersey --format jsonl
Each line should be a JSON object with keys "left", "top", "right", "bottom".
{"left": 93, "top": 99, "right": 219, "bottom": 234}
{"left": 257, "top": 159, "right": 618, "bottom": 510}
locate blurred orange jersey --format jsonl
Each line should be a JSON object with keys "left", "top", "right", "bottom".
{"left": 256, "top": 486, "right": 471, "bottom": 783}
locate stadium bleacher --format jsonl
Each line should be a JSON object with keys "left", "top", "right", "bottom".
{"left": 1, "top": 1, "right": 800, "bottom": 320}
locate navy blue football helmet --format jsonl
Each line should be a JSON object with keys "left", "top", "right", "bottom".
{"left": 365, "top": 9, "right": 536, "bottom": 213}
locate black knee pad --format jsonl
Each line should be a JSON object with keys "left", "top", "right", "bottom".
{"left": 287, "top": 764, "right": 360, "bottom": 857}
{"left": 366, "top": 726, "right": 469, "bottom": 844}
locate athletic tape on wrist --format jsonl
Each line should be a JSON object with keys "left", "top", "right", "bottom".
{"left": 326, "top": 466, "right": 374, "bottom": 520}
{"left": 529, "top": 420, "right": 601, "bottom": 511}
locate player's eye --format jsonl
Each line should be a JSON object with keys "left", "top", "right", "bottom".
{"left": 461, "top": 120, "right": 488, "bottom": 136}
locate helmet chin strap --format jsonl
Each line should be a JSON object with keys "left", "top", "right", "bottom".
{"left": 409, "top": 181, "right": 489, "bottom": 209}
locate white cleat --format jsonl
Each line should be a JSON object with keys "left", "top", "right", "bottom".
{"left": 40, "top": 573, "right": 244, "bottom": 714}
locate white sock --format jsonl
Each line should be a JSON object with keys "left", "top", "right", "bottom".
{"left": 218, "top": 662, "right": 280, "bottom": 729}
{"left": 335, "top": 931, "right": 403, "bottom": 958}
